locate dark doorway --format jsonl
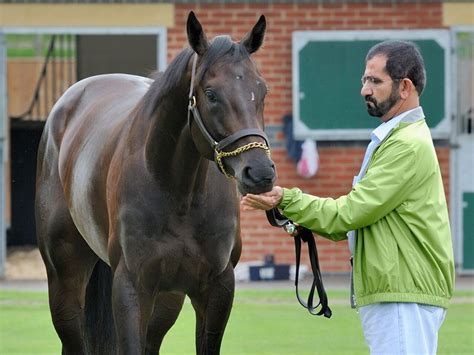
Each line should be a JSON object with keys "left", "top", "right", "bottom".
{"left": 76, "top": 34, "right": 157, "bottom": 79}
{"left": 9, "top": 120, "right": 44, "bottom": 246}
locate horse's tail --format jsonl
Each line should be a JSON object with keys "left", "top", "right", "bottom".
{"left": 84, "top": 259, "right": 116, "bottom": 354}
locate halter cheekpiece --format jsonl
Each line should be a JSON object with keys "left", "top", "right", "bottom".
{"left": 187, "top": 54, "right": 271, "bottom": 178}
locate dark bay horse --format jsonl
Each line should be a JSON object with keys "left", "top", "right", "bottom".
{"left": 35, "top": 12, "right": 275, "bottom": 354}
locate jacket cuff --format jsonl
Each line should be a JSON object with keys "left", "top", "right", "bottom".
{"left": 278, "top": 187, "right": 300, "bottom": 209}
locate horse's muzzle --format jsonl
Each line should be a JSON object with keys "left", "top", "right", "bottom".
{"left": 237, "top": 160, "right": 276, "bottom": 195}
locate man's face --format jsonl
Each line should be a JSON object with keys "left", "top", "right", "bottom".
{"left": 361, "top": 55, "right": 401, "bottom": 121}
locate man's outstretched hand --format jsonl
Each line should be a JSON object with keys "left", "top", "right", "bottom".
{"left": 240, "top": 186, "right": 284, "bottom": 211}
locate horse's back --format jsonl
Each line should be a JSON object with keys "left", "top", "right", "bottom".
{"left": 46, "top": 74, "right": 151, "bottom": 150}
{"left": 37, "top": 73, "right": 152, "bottom": 262}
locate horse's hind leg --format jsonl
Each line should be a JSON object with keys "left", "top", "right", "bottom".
{"left": 145, "top": 291, "right": 186, "bottom": 354}
{"left": 37, "top": 200, "right": 99, "bottom": 354}
{"left": 36, "top": 154, "right": 99, "bottom": 354}
{"left": 190, "top": 263, "right": 235, "bottom": 355}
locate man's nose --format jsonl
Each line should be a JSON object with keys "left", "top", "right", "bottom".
{"left": 360, "top": 83, "right": 372, "bottom": 97}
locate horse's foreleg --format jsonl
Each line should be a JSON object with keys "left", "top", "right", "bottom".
{"left": 145, "top": 291, "right": 186, "bottom": 354}
{"left": 191, "top": 262, "right": 235, "bottom": 355}
{"left": 112, "top": 257, "right": 154, "bottom": 355}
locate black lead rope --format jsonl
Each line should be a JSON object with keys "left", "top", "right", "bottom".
{"left": 266, "top": 208, "right": 332, "bottom": 318}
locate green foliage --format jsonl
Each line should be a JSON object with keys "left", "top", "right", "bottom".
{"left": 0, "top": 289, "right": 472, "bottom": 354}
{"left": 6, "top": 34, "right": 75, "bottom": 59}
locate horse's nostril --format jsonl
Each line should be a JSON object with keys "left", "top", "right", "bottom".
{"left": 243, "top": 167, "right": 255, "bottom": 182}
{"left": 244, "top": 166, "right": 275, "bottom": 184}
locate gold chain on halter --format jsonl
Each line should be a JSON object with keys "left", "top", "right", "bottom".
{"left": 215, "top": 142, "right": 271, "bottom": 178}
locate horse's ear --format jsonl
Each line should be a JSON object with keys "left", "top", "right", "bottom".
{"left": 187, "top": 11, "right": 209, "bottom": 56}
{"left": 241, "top": 15, "right": 266, "bottom": 54}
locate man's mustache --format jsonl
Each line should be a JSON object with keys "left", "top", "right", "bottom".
{"left": 365, "top": 95, "right": 377, "bottom": 104}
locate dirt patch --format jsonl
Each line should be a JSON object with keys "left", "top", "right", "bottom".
{"left": 5, "top": 246, "right": 47, "bottom": 280}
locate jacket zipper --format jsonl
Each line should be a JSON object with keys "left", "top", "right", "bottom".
{"left": 350, "top": 256, "right": 357, "bottom": 308}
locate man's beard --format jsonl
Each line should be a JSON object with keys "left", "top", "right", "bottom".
{"left": 365, "top": 88, "right": 400, "bottom": 118}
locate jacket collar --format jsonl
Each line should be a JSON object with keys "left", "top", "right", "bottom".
{"left": 371, "top": 106, "right": 425, "bottom": 143}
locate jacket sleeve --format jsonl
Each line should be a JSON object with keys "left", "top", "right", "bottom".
{"left": 278, "top": 139, "right": 417, "bottom": 237}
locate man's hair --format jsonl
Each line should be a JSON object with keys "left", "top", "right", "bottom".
{"left": 366, "top": 40, "right": 426, "bottom": 96}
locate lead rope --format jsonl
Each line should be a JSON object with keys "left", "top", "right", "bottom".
{"left": 266, "top": 208, "right": 332, "bottom": 318}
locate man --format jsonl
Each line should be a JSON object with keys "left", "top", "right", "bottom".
{"left": 241, "top": 41, "right": 454, "bottom": 354}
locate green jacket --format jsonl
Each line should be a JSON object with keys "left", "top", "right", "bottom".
{"left": 279, "top": 119, "right": 454, "bottom": 308}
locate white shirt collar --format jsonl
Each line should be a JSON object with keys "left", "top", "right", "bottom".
{"left": 370, "top": 106, "right": 425, "bottom": 143}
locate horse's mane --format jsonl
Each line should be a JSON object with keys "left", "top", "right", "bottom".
{"left": 141, "top": 48, "right": 194, "bottom": 118}
{"left": 148, "top": 70, "right": 164, "bottom": 81}
{"left": 142, "top": 35, "right": 251, "bottom": 118}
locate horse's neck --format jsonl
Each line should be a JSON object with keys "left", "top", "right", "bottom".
{"left": 169, "top": 126, "right": 210, "bottom": 196}
{"left": 144, "top": 93, "right": 208, "bottom": 196}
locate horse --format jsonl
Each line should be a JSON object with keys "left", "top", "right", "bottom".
{"left": 35, "top": 12, "right": 275, "bottom": 354}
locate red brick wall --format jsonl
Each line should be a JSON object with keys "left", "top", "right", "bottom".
{"left": 168, "top": 2, "right": 447, "bottom": 272}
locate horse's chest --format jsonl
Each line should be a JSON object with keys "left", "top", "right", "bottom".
{"left": 171, "top": 214, "right": 237, "bottom": 264}
{"left": 127, "top": 213, "right": 238, "bottom": 291}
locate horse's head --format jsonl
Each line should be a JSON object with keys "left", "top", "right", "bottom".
{"left": 186, "top": 11, "right": 276, "bottom": 195}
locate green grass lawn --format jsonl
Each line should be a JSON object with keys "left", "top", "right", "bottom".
{"left": 0, "top": 289, "right": 472, "bottom": 354}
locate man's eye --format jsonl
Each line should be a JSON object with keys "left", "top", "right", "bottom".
{"left": 361, "top": 76, "right": 383, "bottom": 86}
{"left": 205, "top": 90, "right": 217, "bottom": 103}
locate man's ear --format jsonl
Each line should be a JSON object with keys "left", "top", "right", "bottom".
{"left": 399, "top": 78, "right": 414, "bottom": 100}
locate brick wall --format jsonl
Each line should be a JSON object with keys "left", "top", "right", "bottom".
{"left": 168, "top": 2, "right": 447, "bottom": 272}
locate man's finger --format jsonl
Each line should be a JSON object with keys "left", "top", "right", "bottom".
{"left": 241, "top": 197, "right": 271, "bottom": 211}
{"left": 246, "top": 195, "right": 277, "bottom": 209}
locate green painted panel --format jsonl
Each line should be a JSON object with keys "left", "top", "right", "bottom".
{"left": 298, "top": 39, "right": 445, "bottom": 131}
{"left": 463, "top": 192, "right": 474, "bottom": 270}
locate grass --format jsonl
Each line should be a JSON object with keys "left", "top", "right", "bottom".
{"left": 0, "top": 289, "right": 472, "bottom": 354}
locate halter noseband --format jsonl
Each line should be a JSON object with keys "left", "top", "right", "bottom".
{"left": 187, "top": 54, "right": 271, "bottom": 178}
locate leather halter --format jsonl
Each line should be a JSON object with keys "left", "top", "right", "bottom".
{"left": 187, "top": 54, "right": 270, "bottom": 178}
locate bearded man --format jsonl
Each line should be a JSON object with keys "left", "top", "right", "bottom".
{"left": 241, "top": 41, "right": 454, "bottom": 355}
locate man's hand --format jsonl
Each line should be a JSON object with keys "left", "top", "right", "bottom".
{"left": 240, "top": 186, "right": 284, "bottom": 211}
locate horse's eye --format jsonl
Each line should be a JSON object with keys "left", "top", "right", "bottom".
{"left": 204, "top": 90, "right": 217, "bottom": 103}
